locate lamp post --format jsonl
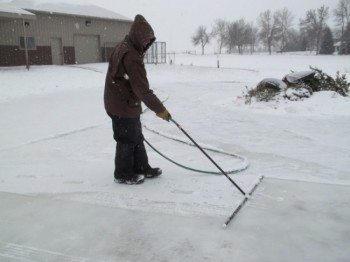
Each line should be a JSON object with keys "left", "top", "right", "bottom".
{"left": 22, "top": 20, "right": 30, "bottom": 70}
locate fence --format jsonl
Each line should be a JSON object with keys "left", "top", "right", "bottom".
{"left": 144, "top": 42, "right": 166, "bottom": 64}
{"left": 104, "top": 41, "right": 167, "bottom": 64}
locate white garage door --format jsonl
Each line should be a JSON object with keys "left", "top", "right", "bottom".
{"left": 74, "top": 34, "right": 101, "bottom": 64}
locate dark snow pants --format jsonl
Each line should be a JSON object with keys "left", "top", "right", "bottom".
{"left": 107, "top": 113, "right": 150, "bottom": 180}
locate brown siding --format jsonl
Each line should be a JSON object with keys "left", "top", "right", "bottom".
{"left": 63, "top": 46, "right": 75, "bottom": 64}
{"left": 0, "top": 45, "right": 81, "bottom": 66}
{"left": 29, "top": 46, "right": 51, "bottom": 65}
{"left": 0, "top": 45, "right": 50, "bottom": 66}
{"left": 0, "top": 45, "right": 22, "bottom": 66}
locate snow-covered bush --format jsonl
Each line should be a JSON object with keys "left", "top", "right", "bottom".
{"left": 307, "top": 67, "right": 350, "bottom": 96}
{"left": 284, "top": 86, "right": 312, "bottom": 101}
{"left": 244, "top": 78, "right": 286, "bottom": 103}
{"left": 244, "top": 67, "right": 350, "bottom": 104}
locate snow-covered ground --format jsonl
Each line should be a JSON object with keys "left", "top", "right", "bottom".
{"left": 0, "top": 53, "right": 350, "bottom": 261}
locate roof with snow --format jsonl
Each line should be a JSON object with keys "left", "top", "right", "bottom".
{"left": 0, "top": 3, "right": 36, "bottom": 20}
{"left": 0, "top": 0, "right": 132, "bottom": 22}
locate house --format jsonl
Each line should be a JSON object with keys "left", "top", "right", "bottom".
{"left": 0, "top": 0, "right": 132, "bottom": 66}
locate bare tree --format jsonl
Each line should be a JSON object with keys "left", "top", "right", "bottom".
{"left": 300, "top": 5, "right": 329, "bottom": 54}
{"left": 225, "top": 22, "right": 236, "bottom": 53}
{"left": 345, "top": 23, "right": 350, "bottom": 54}
{"left": 300, "top": 11, "right": 318, "bottom": 51}
{"left": 334, "top": 0, "right": 350, "bottom": 53}
{"left": 320, "top": 26, "right": 335, "bottom": 54}
{"left": 283, "top": 28, "right": 303, "bottom": 51}
{"left": 317, "top": 6, "right": 330, "bottom": 54}
{"left": 257, "top": 10, "right": 277, "bottom": 55}
{"left": 241, "top": 19, "right": 255, "bottom": 54}
{"left": 245, "top": 22, "right": 259, "bottom": 54}
{"left": 211, "top": 19, "right": 227, "bottom": 54}
{"left": 274, "top": 7, "right": 294, "bottom": 52}
{"left": 192, "top": 25, "right": 210, "bottom": 55}
{"left": 235, "top": 19, "right": 247, "bottom": 54}
{"left": 224, "top": 19, "right": 251, "bottom": 54}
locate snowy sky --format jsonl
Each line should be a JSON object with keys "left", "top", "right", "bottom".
{"left": 3, "top": 0, "right": 339, "bottom": 52}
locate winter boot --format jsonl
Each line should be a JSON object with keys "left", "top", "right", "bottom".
{"left": 133, "top": 142, "right": 162, "bottom": 178}
{"left": 142, "top": 167, "right": 162, "bottom": 178}
{"left": 115, "top": 174, "right": 145, "bottom": 185}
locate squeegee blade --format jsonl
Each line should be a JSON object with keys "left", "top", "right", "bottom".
{"left": 223, "top": 175, "right": 264, "bottom": 227}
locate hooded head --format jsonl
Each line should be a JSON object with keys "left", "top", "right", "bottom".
{"left": 128, "top": 14, "right": 156, "bottom": 54}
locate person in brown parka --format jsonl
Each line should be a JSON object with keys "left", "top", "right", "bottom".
{"left": 104, "top": 14, "right": 170, "bottom": 185}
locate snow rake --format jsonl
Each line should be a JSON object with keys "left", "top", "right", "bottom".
{"left": 169, "top": 118, "right": 264, "bottom": 227}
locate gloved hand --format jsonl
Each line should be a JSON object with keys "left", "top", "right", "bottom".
{"left": 156, "top": 109, "right": 171, "bottom": 121}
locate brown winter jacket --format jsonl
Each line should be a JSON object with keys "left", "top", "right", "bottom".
{"left": 104, "top": 14, "right": 166, "bottom": 118}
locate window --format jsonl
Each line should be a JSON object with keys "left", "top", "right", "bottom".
{"left": 19, "top": 37, "right": 36, "bottom": 50}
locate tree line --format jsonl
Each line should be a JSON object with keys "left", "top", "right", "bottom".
{"left": 192, "top": 0, "right": 350, "bottom": 55}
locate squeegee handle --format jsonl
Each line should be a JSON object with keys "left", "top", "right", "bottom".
{"left": 170, "top": 118, "right": 246, "bottom": 196}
